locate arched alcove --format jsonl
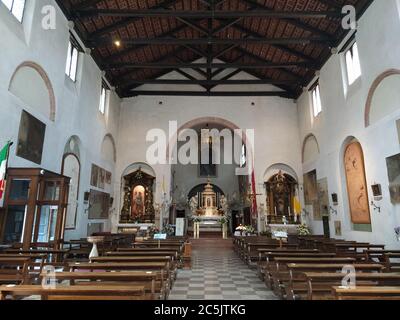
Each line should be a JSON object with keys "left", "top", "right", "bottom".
{"left": 365, "top": 69, "right": 400, "bottom": 127}
{"left": 121, "top": 162, "right": 156, "bottom": 178}
{"left": 101, "top": 134, "right": 116, "bottom": 163}
{"left": 62, "top": 136, "right": 82, "bottom": 230}
{"left": 263, "top": 163, "right": 298, "bottom": 182}
{"left": 9, "top": 61, "right": 56, "bottom": 121}
{"left": 340, "top": 136, "right": 371, "bottom": 228}
{"left": 302, "top": 134, "right": 320, "bottom": 164}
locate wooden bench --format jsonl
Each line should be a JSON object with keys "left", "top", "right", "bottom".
{"left": 39, "top": 271, "right": 164, "bottom": 300}
{"left": 0, "top": 284, "right": 147, "bottom": 300}
{"left": 364, "top": 250, "right": 400, "bottom": 264}
{"left": 258, "top": 252, "right": 336, "bottom": 282}
{"left": 284, "top": 263, "right": 384, "bottom": 300}
{"left": 0, "top": 257, "right": 32, "bottom": 285}
{"left": 91, "top": 255, "right": 177, "bottom": 282}
{"left": 384, "top": 253, "right": 400, "bottom": 272}
{"left": 304, "top": 272, "right": 400, "bottom": 300}
{"left": 332, "top": 286, "right": 400, "bottom": 300}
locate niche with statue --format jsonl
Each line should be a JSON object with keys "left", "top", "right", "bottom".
{"left": 120, "top": 168, "right": 155, "bottom": 223}
{"left": 265, "top": 170, "right": 298, "bottom": 224}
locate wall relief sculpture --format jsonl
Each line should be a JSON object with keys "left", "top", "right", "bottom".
{"left": 344, "top": 141, "right": 371, "bottom": 224}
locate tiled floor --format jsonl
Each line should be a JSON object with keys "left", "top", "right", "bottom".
{"left": 169, "top": 239, "right": 277, "bottom": 300}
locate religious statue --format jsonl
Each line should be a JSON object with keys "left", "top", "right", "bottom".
{"left": 189, "top": 195, "right": 199, "bottom": 215}
{"left": 132, "top": 190, "right": 145, "bottom": 219}
{"left": 220, "top": 195, "right": 228, "bottom": 214}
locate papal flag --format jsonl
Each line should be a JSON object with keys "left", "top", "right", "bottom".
{"left": 0, "top": 142, "right": 11, "bottom": 207}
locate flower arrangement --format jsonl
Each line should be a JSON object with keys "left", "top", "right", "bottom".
{"left": 297, "top": 223, "right": 311, "bottom": 236}
{"left": 219, "top": 216, "right": 229, "bottom": 225}
{"left": 244, "top": 225, "right": 255, "bottom": 235}
{"left": 191, "top": 216, "right": 201, "bottom": 223}
{"left": 161, "top": 224, "right": 175, "bottom": 236}
{"left": 235, "top": 224, "right": 246, "bottom": 232}
{"left": 395, "top": 227, "right": 400, "bottom": 241}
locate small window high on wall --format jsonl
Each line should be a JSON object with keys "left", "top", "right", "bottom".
{"left": 310, "top": 82, "right": 322, "bottom": 118}
{"left": 1, "top": 0, "right": 25, "bottom": 22}
{"left": 65, "top": 36, "right": 82, "bottom": 82}
{"left": 345, "top": 42, "right": 361, "bottom": 85}
{"left": 99, "top": 82, "right": 109, "bottom": 114}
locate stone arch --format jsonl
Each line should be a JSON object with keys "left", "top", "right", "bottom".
{"left": 101, "top": 133, "right": 117, "bottom": 163}
{"left": 302, "top": 133, "right": 320, "bottom": 164}
{"left": 263, "top": 163, "right": 298, "bottom": 182}
{"left": 167, "top": 116, "right": 254, "bottom": 163}
{"left": 365, "top": 69, "right": 400, "bottom": 127}
{"left": 63, "top": 135, "right": 82, "bottom": 160}
{"left": 9, "top": 61, "right": 56, "bottom": 121}
{"left": 121, "top": 162, "right": 156, "bottom": 179}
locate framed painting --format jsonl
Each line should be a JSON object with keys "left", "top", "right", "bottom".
{"left": 386, "top": 153, "right": 400, "bottom": 204}
{"left": 16, "top": 110, "right": 46, "bottom": 164}
{"left": 344, "top": 142, "right": 371, "bottom": 224}
{"left": 90, "top": 164, "right": 99, "bottom": 187}
{"left": 88, "top": 189, "right": 110, "bottom": 219}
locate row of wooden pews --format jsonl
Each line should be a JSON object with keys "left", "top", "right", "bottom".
{"left": 0, "top": 236, "right": 189, "bottom": 300}
{"left": 235, "top": 235, "right": 400, "bottom": 300}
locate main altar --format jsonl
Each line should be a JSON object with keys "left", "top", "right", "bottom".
{"left": 189, "top": 180, "right": 227, "bottom": 237}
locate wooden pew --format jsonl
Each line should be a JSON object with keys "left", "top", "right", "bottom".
{"left": 330, "top": 243, "right": 386, "bottom": 261}
{"left": 0, "top": 257, "right": 31, "bottom": 285}
{"left": 364, "top": 250, "right": 400, "bottom": 264}
{"left": 5, "top": 248, "right": 69, "bottom": 264}
{"left": 384, "top": 253, "right": 400, "bottom": 272}
{"left": 304, "top": 272, "right": 400, "bottom": 300}
{"left": 332, "top": 286, "right": 400, "bottom": 300}
{"left": 244, "top": 242, "right": 298, "bottom": 265}
{"left": 285, "top": 263, "right": 384, "bottom": 300}
{"left": 0, "top": 284, "right": 146, "bottom": 300}
{"left": 68, "top": 261, "right": 170, "bottom": 293}
{"left": 90, "top": 255, "right": 176, "bottom": 282}
{"left": 258, "top": 252, "right": 336, "bottom": 283}
{"left": 39, "top": 270, "right": 163, "bottom": 300}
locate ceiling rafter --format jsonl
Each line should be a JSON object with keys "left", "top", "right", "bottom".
{"left": 55, "top": 0, "right": 375, "bottom": 98}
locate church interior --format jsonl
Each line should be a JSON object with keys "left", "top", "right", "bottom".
{"left": 1, "top": 0, "right": 400, "bottom": 302}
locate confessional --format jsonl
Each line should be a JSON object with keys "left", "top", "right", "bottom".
{"left": 0, "top": 168, "right": 70, "bottom": 250}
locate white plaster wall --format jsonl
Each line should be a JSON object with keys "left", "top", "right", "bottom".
{"left": 115, "top": 94, "right": 302, "bottom": 230}
{"left": 0, "top": 1, "right": 120, "bottom": 240}
{"left": 297, "top": 0, "right": 400, "bottom": 249}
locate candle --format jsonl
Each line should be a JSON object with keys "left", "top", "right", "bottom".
{"left": 274, "top": 206, "right": 277, "bottom": 215}
{"left": 288, "top": 206, "right": 291, "bottom": 216}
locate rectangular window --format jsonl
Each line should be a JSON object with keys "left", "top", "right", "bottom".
{"left": 99, "top": 83, "right": 109, "bottom": 114}
{"left": 345, "top": 42, "right": 362, "bottom": 85}
{"left": 65, "top": 38, "right": 80, "bottom": 82}
{"left": 2, "top": 0, "right": 25, "bottom": 22}
{"left": 311, "top": 83, "right": 322, "bottom": 117}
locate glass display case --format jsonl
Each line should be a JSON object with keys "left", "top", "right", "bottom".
{"left": 0, "top": 168, "right": 70, "bottom": 250}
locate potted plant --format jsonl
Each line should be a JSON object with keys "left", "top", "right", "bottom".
{"left": 297, "top": 223, "right": 311, "bottom": 236}
{"left": 244, "top": 225, "right": 255, "bottom": 236}
{"left": 235, "top": 224, "right": 246, "bottom": 236}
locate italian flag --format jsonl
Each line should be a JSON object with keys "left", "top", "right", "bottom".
{"left": 0, "top": 142, "right": 10, "bottom": 205}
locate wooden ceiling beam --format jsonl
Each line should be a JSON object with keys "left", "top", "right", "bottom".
{"left": 88, "top": 37, "right": 334, "bottom": 47}
{"left": 75, "top": 9, "right": 344, "bottom": 19}
{"left": 124, "top": 90, "right": 295, "bottom": 98}
{"left": 104, "top": 61, "right": 316, "bottom": 70}
{"left": 86, "top": 0, "right": 182, "bottom": 39}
